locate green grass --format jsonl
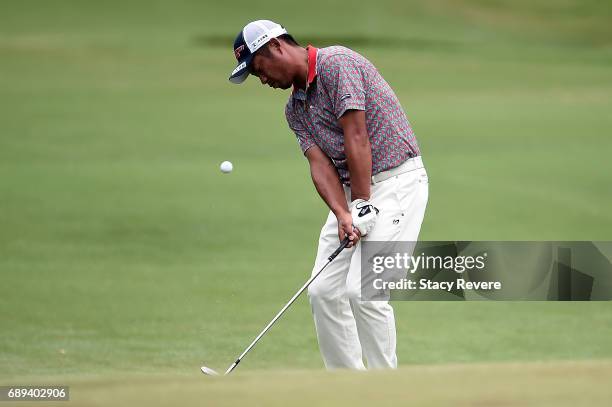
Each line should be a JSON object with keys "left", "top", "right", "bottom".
{"left": 5, "top": 360, "right": 612, "bottom": 407}
{"left": 1, "top": 0, "right": 612, "bottom": 405}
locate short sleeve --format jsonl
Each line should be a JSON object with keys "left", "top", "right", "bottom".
{"left": 320, "top": 54, "right": 367, "bottom": 119}
{"left": 285, "top": 102, "right": 315, "bottom": 154}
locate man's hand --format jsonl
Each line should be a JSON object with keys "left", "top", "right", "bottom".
{"left": 350, "top": 199, "right": 379, "bottom": 236}
{"left": 337, "top": 210, "right": 360, "bottom": 248}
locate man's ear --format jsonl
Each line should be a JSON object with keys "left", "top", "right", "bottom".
{"left": 268, "top": 38, "right": 283, "bottom": 55}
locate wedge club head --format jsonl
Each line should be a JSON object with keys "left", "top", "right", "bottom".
{"left": 200, "top": 365, "right": 220, "bottom": 376}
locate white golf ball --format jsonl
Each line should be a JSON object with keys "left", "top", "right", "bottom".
{"left": 220, "top": 161, "right": 233, "bottom": 173}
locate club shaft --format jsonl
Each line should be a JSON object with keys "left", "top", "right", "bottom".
{"left": 225, "top": 237, "right": 350, "bottom": 375}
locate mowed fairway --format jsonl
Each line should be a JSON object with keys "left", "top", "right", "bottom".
{"left": 5, "top": 360, "right": 612, "bottom": 407}
{"left": 1, "top": 0, "right": 612, "bottom": 405}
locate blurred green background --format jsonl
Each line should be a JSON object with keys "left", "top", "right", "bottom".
{"left": 1, "top": 0, "right": 612, "bottom": 404}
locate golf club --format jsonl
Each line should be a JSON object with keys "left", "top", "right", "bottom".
{"left": 201, "top": 236, "right": 351, "bottom": 376}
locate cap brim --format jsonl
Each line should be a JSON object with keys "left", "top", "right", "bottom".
{"left": 229, "top": 54, "right": 254, "bottom": 84}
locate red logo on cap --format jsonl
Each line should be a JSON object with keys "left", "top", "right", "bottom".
{"left": 234, "top": 45, "right": 245, "bottom": 60}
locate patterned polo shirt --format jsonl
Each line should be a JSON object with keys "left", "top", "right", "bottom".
{"left": 285, "top": 45, "right": 420, "bottom": 185}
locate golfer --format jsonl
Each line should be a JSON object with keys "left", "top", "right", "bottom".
{"left": 229, "top": 20, "right": 429, "bottom": 369}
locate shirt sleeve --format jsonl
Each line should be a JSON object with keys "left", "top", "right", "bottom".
{"left": 320, "top": 54, "right": 367, "bottom": 119}
{"left": 285, "top": 103, "right": 316, "bottom": 154}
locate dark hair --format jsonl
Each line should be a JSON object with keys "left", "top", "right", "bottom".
{"left": 279, "top": 33, "right": 299, "bottom": 46}
{"left": 257, "top": 34, "right": 299, "bottom": 57}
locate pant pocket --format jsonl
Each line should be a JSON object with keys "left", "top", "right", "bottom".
{"left": 417, "top": 168, "right": 429, "bottom": 184}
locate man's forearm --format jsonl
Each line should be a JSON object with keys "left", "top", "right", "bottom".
{"left": 339, "top": 110, "right": 372, "bottom": 201}
{"left": 344, "top": 130, "right": 372, "bottom": 201}
{"left": 309, "top": 154, "right": 349, "bottom": 217}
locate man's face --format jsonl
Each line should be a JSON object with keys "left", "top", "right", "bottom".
{"left": 249, "top": 43, "right": 292, "bottom": 90}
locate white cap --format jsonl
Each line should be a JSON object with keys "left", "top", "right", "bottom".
{"left": 229, "top": 20, "right": 288, "bottom": 84}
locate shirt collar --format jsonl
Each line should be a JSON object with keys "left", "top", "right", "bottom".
{"left": 306, "top": 44, "right": 318, "bottom": 85}
{"left": 293, "top": 45, "right": 318, "bottom": 98}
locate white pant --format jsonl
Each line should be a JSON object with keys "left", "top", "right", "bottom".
{"left": 307, "top": 158, "right": 429, "bottom": 370}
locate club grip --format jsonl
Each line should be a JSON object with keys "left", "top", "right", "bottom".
{"left": 327, "top": 237, "right": 351, "bottom": 261}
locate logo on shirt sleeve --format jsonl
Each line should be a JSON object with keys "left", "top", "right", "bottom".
{"left": 340, "top": 93, "right": 352, "bottom": 101}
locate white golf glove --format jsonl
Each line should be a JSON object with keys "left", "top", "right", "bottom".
{"left": 349, "top": 199, "right": 379, "bottom": 236}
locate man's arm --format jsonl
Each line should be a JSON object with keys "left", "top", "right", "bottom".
{"left": 339, "top": 109, "right": 371, "bottom": 201}
{"left": 305, "top": 145, "right": 360, "bottom": 247}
